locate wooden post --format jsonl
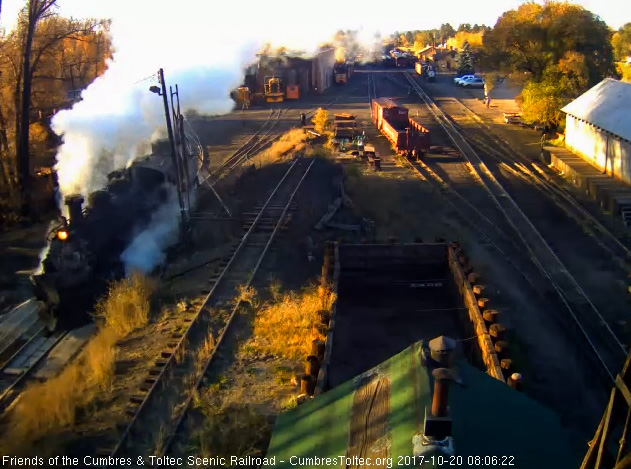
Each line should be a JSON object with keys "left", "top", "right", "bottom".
{"left": 482, "top": 309, "right": 499, "bottom": 324}
{"left": 311, "top": 339, "right": 325, "bottom": 360}
{"left": 495, "top": 341, "right": 509, "bottom": 359}
{"left": 301, "top": 375, "right": 316, "bottom": 396}
{"left": 489, "top": 323, "right": 506, "bottom": 341}
{"left": 306, "top": 355, "right": 320, "bottom": 377}
{"left": 467, "top": 272, "right": 479, "bottom": 284}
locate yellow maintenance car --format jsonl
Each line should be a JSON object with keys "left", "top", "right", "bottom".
{"left": 264, "top": 76, "right": 284, "bottom": 102}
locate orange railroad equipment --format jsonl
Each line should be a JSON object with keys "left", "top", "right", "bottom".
{"left": 371, "top": 98, "right": 431, "bottom": 156}
{"left": 264, "top": 76, "right": 284, "bottom": 103}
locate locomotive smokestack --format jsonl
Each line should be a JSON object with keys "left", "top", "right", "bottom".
{"left": 64, "top": 194, "right": 85, "bottom": 225}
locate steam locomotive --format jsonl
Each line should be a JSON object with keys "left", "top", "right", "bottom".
{"left": 32, "top": 137, "right": 203, "bottom": 331}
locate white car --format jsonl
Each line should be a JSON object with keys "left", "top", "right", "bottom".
{"left": 458, "top": 76, "right": 483, "bottom": 86}
{"left": 454, "top": 74, "right": 475, "bottom": 85}
{"left": 462, "top": 77, "right": 486, "bottom": 88}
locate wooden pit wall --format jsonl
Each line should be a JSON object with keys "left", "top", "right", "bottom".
{"left": 315, "top": 242, "right": 340, "bottom": 395}
{"left": 314, "top": 242, "right": 506, "bottom": 394}
{"left": 447, "top": 245, "right": 505, "bottom": 382}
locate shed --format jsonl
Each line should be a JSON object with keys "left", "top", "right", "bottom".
{"left": 266, "top": 340, "right": 579, "bottom": 469}
{"left": 432, "top": 50, "right": 457, "bottom": 71}
{"left": 561, "top": 79, "right": 631, "bottom": 185}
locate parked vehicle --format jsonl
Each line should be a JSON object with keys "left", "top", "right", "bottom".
{"left": 462, "top": 77, "right": 486, "bottom": 88}
{"left": 371, "top": 98, "right": 431, "bottom": 157}
{"left": 454, "top": 74, "right": 474, "bottom": 85}
{"left": 456, "top": 76, "right": 479, "bottom": 86}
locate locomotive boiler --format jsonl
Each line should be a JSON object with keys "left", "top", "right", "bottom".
{"left": 32, "top": 137, "right": 202, "bottom": 331}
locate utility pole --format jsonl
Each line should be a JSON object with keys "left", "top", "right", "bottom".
{"left": 157, "top": 68, "right": 187, "bottom": 234}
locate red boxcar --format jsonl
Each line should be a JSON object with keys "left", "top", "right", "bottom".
{"left": 371, "top": 98, "right": 431, "bottom": 156}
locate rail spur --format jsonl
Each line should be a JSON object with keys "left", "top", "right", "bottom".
{"left": 403, "top": 71, "right": 627, "bottom": 383}
{"left": 106, "top": 155, "right": 315, "bottom": 460}
{"left": 448, "top": 98, "right": 631, "bottom": 274}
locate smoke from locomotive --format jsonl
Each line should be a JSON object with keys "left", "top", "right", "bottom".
{"left": 32, "top": 138, "right": 202, "bottom": 330}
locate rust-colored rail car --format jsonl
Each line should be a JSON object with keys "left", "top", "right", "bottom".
{"left": 371, "top": 98, "right": 431, "bottom": 156}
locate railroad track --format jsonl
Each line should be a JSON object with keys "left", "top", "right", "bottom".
{"left": 403, "top": 71, "right": 627, "bottom": 382}
{"left": 0, "top": 324, "right": 66, "bottom": 413}
{"left": 203, "top": 108, "right": 284, "bottom": 187}
{"left": 444, "top": 98, "right": 631, "bottom": 274}
{"left": 202, "top": 86, "right": 361, "bottom": 192}
{"left": 106, "top": 155, "right": 315, "bottom": 461}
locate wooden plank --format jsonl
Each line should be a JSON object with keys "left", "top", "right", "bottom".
{"left": 447, "top": 246, "right": 504, "bottom": 382}
{"left": 315, "top": 198, "right": 342, "bottom": 231}
{"left": 347, "top": 375, "right": 391, "bottom": 469}
{"left": 581, "top": 410, "right": 606, "bottom": 469}
{"left": 617, "top": 374, "right": 631, "bottom": 407}
{"left": 595, "top": 388, "right": 618, "bottom": 468}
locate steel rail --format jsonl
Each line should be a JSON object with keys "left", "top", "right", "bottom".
{"left": 109, "top": 156, "right": 310, "bottom": 458}
{"left": 404, "top": 71, "right": 626, "bottom": 381}
{"left": 160, "top": 157, "right": 316, "bottom": 458}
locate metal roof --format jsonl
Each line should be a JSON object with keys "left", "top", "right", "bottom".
{"left": 561, "top": 78, "right": 631, "bottom": 142}
{"left": 266, "top": 341, "right": 579, "bottom": 468}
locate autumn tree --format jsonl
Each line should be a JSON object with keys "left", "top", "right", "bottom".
{"left": 313, "top": 108, "right": 329, "bottom": 134}
{"left": 612, "top": 23, "right": 631, "bottom": 61}
{"left": 483, "top": 2, "right": 613, "bottom": 82}
{"left": 13, "top": 1, "right": 108, "bottom": 215}
{"left": 481, "top": 1, "right": 614, "bottom": 129}
{"left": 0, "top": 3, "right": 111, "bottom": 223}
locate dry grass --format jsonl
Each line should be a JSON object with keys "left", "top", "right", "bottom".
{"left": 187, "top": 282, "right": 337, "bottom": 460}
{"left": 189, "top": 392, "right": 271, "bottom": 461}
{"left": 94, "top": 273, "right": 154, "bottom": 336}
{"left": 343, "top": 163, "right": 406, "bottom": 235}
{"left": 0, "top": 274, "right": 155, "bottom": 454}
{"left": 245, "top": 284, "right": 336, "bottom": 360}
{"left": 3, "top": 329, "right": 118, "bottom": 453}
{"left": 235, "top": 284, "right": 259, "bottom": 308}
{"left": 258, "top": 129, "right": 307, "bottom": 166}
{"left": 195, "top": 333, "right": 215, "bottom": 376}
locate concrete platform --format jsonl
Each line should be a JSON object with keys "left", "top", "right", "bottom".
{"left": 546, "top": 146, "right": 631, "bottom": 220}
{"left": 33, "top": 324, "right": 96, "bottom": 380}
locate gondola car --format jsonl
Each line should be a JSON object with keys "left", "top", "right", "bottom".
{"left": 371, "top": 98, "right": 431, "bottom": 157}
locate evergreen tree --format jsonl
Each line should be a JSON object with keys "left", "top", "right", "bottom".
{"left": 456, "top": 40, "right": 473, "bottom": 75}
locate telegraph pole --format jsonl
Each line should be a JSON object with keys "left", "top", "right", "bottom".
{"left": 157, "top": 68, "right": 187, "bottom": 233}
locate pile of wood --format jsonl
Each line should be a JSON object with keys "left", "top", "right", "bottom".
{"left": 314, "top": 180, "right": 359, "bottom": 232}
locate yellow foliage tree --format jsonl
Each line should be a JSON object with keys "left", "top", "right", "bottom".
{"left": 313, "top": 108, "right": 329, "bottom": 134}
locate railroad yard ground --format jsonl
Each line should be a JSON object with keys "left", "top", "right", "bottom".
{"left": 2, "top": 67, "right": 631, "bottom": 461}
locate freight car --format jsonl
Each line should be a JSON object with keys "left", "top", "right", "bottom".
{"left": 371, "top": 98, "right": 431, "bottom": 157}
{"left": 415, "top": 62, "right": 436, "bottom": 81}
{"left": 31, "top": 138, "right": 202, "bottom": 331}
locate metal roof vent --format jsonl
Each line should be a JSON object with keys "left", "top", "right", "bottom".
{"left": 413, "top": 368, "right": 455, "bottom": 457}
{"left": 428, "top": 336, "right": 457, "bottom": 368}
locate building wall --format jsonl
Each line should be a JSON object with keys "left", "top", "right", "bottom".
{"left": 565, "top": 114, "right": 631, "bottom": 185}
{"left": 312, "top": 48, "right": 335, "bottom": 93}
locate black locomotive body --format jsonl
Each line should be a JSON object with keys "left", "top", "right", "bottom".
{"left": 32, "top": 138, "right": 201, "bottom": 330}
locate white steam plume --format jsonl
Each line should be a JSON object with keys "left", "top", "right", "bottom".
{"left": 120, "top": 186, "right": 182, "bottom": 275}
{"left": 47, "top": 1, "right": 381, "bottom": 274}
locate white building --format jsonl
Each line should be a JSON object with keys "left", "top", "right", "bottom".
{"left": 561, "top": 78, "right": 631, "bottom": 185}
